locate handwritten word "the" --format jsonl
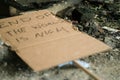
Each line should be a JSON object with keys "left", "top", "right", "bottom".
{"left": 6, "top": 27, "right": 26, "bottom": 36}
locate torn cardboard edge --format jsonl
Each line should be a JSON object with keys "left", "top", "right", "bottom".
{"left": 0, "top": 10, "right": 111, "bottom": 71}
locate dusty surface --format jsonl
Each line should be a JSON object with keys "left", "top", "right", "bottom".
{"left": 0, "top": 0, "right": 120, "bottom": 80}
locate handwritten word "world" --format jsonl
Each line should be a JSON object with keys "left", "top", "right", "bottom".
{"left": 31, "top": 20, "right": 64, "bottom": 29}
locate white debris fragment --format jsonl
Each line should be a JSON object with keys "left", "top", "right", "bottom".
{"left": 102, "top": 26, "right": 120, "bottom": 33}
{"left": 0, "top": 39, "right": 4, "bottom": 48}
{"left": 0, "top": 36, "right": 4, "bottom": 45}
{"left": 75, "top": 60, "right": 90, "bottom": 68}
{"left": 116, "top": 36, "right": 120, "bottom": 40}
{"left": 0, "top": 41, "right": 4, "bottom": 46}
{"left": 3, "top": 62, "right": 8, "bottom": 67}
{"left": 58, "top": 60, "right": 90, "bottom": 68}
{"left": 58, "top": 61, "right": 73, "bottom": 67}
{"left": 48, "top": 0, "right": 81, "bottom": 14}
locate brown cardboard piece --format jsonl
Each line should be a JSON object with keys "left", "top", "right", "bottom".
{"left": 0, "top": 10, "right": 111, "bottom": 71}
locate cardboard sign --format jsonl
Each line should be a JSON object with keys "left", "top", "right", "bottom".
{"left": 0, "top": 10, "right": 111, "bottom": 71}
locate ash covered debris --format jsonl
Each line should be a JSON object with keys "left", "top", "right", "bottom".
{"left": 55, "top": 0, "right": 120, "bottom": 41}
{"left": 0, "top": 0, "right": 64, "bottom": 17}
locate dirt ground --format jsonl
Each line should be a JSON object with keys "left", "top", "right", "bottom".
{"left": 0, "top": 0, "right": 120, "bottom": 80}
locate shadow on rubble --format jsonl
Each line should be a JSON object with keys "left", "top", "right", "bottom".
{"left": 0, "top": 46, "right": 33, "bottom": 76}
